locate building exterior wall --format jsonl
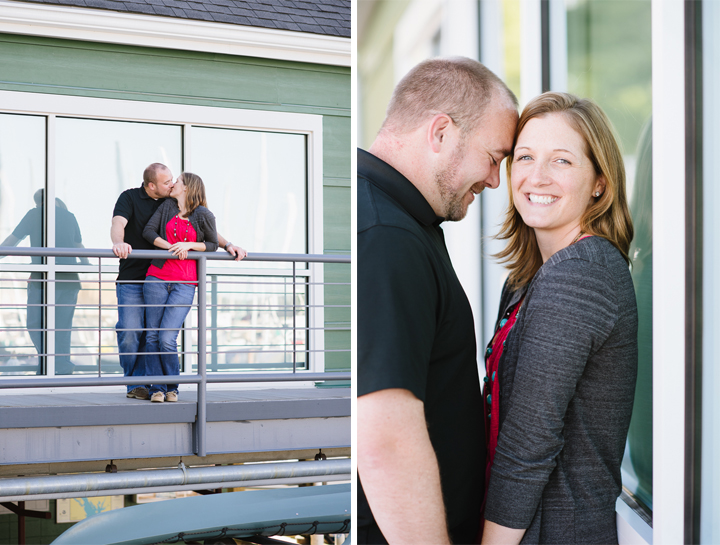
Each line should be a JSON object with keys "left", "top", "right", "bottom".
{"left": 0, "top": 31, "right": 350, "bottom": 374}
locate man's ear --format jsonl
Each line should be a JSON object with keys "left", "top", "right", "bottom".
{"left": 427, "top": 113, "right": 454, "bottom": 153}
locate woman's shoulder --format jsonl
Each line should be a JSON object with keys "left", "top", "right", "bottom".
{"left": 531, "top": 236, "right": 634, "bottom": 307}
{"left": 192, "top": 206, "right": 215, "bottom": 219}
{"left": 545, "top": 236, "right": 627, "bottom": 276}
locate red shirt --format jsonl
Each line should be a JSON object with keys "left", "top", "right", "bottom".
{"left": 479, "top": 298, "right": 523, "bottom": 532}
{"left": 146, "top": 215, "right": 198, "bottom": 284}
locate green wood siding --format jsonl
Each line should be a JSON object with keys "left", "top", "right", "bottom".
{"left": 0, "top": 32, "right": 350, "bottom": 373}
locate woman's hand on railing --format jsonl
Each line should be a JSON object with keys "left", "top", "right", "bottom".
{"left": 224, "top": 243, "right": 247, "bottom": 261}
{"left": 168, "top": 241, "right": 199, "bottom": 260}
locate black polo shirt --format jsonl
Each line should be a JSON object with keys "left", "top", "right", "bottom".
{"left": 357, "top": 148, "right": 485, "bottom": 542}
{"left": 112, "top": 185, "right": 166, "bottom": 281}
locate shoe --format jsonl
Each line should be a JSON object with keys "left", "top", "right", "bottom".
{"left": 150, "top": 392, "right": 165, "bottom": 403}
{"left": 165, "top": 391, "right": 178, "bottom": 402}
{"left": 127, "top": 387, "right": 149, "bottom": 400}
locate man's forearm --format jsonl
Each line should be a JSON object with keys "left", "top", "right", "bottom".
{"left": 358, "top": 389, "right": 451, "bottom": 544}
{"left": 110, "top": 221, "right": 125, "bottom": 245}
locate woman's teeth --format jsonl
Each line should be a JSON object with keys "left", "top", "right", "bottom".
{"left": 529, "top": 194, "right": 558, "bottom": 205}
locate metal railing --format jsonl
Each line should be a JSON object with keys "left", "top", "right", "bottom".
{"left": 0, "top": 247, "right": 351, "bottom": 456}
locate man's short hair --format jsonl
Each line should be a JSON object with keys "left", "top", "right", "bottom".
{"left": 143, "top": 163, "right": 170, "bottom": 187}
{"left": 382, "top": 57, "right": 518, "bottom": 136}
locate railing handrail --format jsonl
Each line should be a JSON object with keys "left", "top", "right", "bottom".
{"left": 0, "top": 246, "right": 351, "bottom": 263}
{"left": 0, "top": 247, "right": 351, "bottom": 457}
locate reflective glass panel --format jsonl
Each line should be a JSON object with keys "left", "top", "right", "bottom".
{"left": 565, "top": 0, "right": 652, "bottom": 509}
{"left": 185, "top": 274, "right": 308, "bottom": 373}
{"left": 191, "top": 127, "right": 307, "bottom": 269}
{"left": 55, "top": 117, "right": 182, "bottom": 256}
{"left": 0, "top": 272, "right": 42, "bottom": 375}
{"left": 701, "top": 0, "right": 720, "bottom": 541}
{"left": 0, "top": 114, "right": 46, "bottom": 265}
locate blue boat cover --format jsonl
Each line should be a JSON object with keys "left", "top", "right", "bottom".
{"left": 52, "top": 483, "right": 350, "bottom": 545}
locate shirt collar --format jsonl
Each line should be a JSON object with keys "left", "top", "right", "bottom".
{"left": 139, "top": 184, "right": 152, "bottom": 199}
{"left": 358, "top": 148, "right": 444, "bottom": 226}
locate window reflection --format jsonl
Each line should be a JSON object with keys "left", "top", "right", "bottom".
{"left": 185, "top": 274, "right": 308, "bottom": 372}
{"left": 0, "top": 114, "right": 45, "bottom": 266}
{"left": 0, "top": 273, "right": 39, "bottom": 375}
{"left": 565, "top": 0, "right": 653, "bottom": 509}
{"left": 55, "top": 117, "right": 182, "bottom": 255}
{"left": 191, "top": 127, "right": 307, "bottom": 269}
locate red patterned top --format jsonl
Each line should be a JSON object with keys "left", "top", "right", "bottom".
{"left": 481, "top": 299, "right": 523, "bottom": 516}
{"left": 146, "top": 216, "right": 198, "bottom": 284}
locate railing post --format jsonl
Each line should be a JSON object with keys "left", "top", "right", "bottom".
{"left": 211, "top": 274, "right": 217, "bottom": 372}
{"left": 292, "top": 260, "right": 296, "bottom": 374}
{"left": 196, "top": 256, "right": 207, "bottom": 457}
{"left": 98, "top": 257, "right": 102, "bottom": 376}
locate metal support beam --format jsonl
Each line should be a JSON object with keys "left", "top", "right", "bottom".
{"left": 0, "top": 459, "right": 351, "bottom": 502}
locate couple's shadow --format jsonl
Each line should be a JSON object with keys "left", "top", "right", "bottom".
{"left": 1, "top": 189, "right": 87, "bottom": 374}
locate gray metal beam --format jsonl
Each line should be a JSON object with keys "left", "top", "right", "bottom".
{"left": 0, "top": 246, "right": 351, "bottom": 263}
{"left": 0, "top": 417, "right": 350, "bottom": 465}
{"left": 0, "top": 459, "right": 351, "bottom": 501}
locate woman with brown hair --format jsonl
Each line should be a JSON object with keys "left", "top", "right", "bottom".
{"left": 480, "top": 92, "right": 638, "bottom": 544}
{"left": 142, "top": 172, "right": 218, "bottom": 403}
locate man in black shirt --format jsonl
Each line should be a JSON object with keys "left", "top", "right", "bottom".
{"left": 358, "top": 58, "right": 518, "bottom": 544}
{"left": 111, "top": 163, "right": 246, "bottom": 399}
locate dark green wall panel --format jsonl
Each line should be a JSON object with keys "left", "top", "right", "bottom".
{"left": 323, "top": 186, "right": 350, "bottom": 253}
{"left": 322, "top": 115, "right": 351, "bottom": 180}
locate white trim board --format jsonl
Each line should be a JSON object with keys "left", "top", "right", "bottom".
{"left": 0, "top": 0, "right": 350, "bottom": 67}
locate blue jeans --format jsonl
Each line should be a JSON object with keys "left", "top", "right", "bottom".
{"left": 116, "top": 282, "right": 148, "bottom": 392}
{"left": 143, "top": 276, "right": 196, "bottom": 395}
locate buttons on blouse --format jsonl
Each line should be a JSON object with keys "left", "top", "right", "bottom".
{"left": 486, "top": 347, "right": 493, "bottom": 356}
{"left": 499, "top": 318, "right": 508, "bottom": 328}
{"left": 486, "top": 394, "right": 492, "bottom": 405}
{"left": 492, "top": 371, "right": 496, "bottom": 381}
{"left": 483, "top": 376, "right": 489, "bottom": 383}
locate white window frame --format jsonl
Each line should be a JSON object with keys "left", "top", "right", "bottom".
{"left": 0, "top": 89, "right": 326, "bottom": 389}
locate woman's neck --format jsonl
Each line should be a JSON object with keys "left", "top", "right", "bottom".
{"left": 176, "top": 195, "right": 188, "bottom": 218}
{"left": 535, "top": 226, "right": 583, "bottom": 263}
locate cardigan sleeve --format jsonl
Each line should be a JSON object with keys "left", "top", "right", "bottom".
{"left": 143, "top": 201, "right": 170, "bottom": 246}
{"left": 197, "top": 207, "right": 218, "bottom": 252}
{"left": 484, "top": 258, "right": 620, "bottom": 529}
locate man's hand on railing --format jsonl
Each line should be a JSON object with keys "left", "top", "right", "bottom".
{"left": 112, "top": 242, "right": 133, "bottom": 259}
{"left": 224, "top": 243, "right": 247, "bottom": 261}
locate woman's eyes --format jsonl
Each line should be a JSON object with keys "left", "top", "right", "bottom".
{"left": 514, "top": 155, "right": 571, "bottom": 165}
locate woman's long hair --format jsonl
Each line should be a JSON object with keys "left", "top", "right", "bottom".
{"left": 495, "top": 92, "right": 634, "bottom": 289}
{"left": 180, "top": 172, "right": 207, "bottom": 216}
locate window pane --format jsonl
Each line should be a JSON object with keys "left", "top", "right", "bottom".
{"left": 0, "top": 113, "right": 46, "bottom": 266}
{"left": 191, "top": 127, "right": 307, "bottom": 269}
{"left": 565, "top": 0, "right": 653, "bottom": 509}
{"left": 701, "top": 0, "right": 720, "bottom": 540}
{"left": 0, "top": 272, "right": 42, "bottom": 375}
{"left": 55, "top": 117, "right": 182, "bottom": 255}
{"left": 185, "top": 274, "right": 308, "bottom": 373}
{"left": 53, "top": 118, "right": 181, "bottom": 375}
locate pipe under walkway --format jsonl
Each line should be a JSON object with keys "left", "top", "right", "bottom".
{"left": 0, "top": 458, "right": 351, "bottom": 502}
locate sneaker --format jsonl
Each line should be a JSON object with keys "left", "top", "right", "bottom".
{"left": 165, "top": 391, "right": 178, "bottom": 402}
{"left": 127, "top": 387, "right": 149, "bottom": 400}
{"left": 150, "top": 392, "right": 165, "bottom": 403}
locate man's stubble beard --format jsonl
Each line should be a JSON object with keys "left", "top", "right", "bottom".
{"left": 434, "top": 139, "right": 469, "bottom": 222}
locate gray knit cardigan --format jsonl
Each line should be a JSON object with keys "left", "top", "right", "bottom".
{"left": 484, "top": 236, "right": 638, "bottom": 545}
{"left": 142, "top": 199, "right": 219, "bottom": 270}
